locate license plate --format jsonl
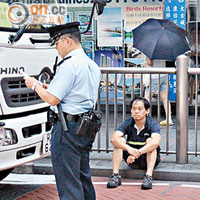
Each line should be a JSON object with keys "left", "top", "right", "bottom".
{"left": 42, "top": 132, "right": 51, "bottom": 154}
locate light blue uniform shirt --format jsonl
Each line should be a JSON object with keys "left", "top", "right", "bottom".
{"left": 47, "top": 48, "right": 101, "bottom": 115}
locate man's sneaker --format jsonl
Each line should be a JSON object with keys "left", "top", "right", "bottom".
{"left": 141, "top": 174, "right": 153, "bottom": 189}
{"left": 107, "top": 173, "right": 121, "bottom": 188}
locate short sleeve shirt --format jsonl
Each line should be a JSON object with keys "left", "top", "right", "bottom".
{"left": 117, "top": 116, "right": 160, "bottom": 148}
{"left": 47, "top": 48, "right": 101, "bottom": 114}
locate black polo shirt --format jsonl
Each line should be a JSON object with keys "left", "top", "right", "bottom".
{"left": 117, "top": 116, "right": 160, "bottom": 149}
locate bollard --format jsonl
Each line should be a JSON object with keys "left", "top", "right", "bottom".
{"left": 176, "top": 55, "right": 189, "bottom": 164}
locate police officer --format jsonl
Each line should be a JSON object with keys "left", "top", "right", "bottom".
{"left": 107, "top": 97, "right": 161, "bottom": 190}
{"left": 24, "top": 22, "right": 101, "bottom": 200}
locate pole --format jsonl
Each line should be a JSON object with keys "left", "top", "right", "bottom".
{"left": 176, "top": 55, "right": 189, "bottom": 164}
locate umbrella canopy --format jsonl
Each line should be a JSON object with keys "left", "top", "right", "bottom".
{"left": 132, "top": 18, "right": 190, "bottom": 61}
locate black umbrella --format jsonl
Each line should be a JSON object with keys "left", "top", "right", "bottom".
{"left": 132, "top": 18, "right": 190, "bottom": 61}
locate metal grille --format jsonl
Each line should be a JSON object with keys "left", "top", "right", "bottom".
{"left": 1, "top": 77, "right": 43, "bottom": 107}
{"left": 7, "top": 80, "right": 26, "bottom": 89}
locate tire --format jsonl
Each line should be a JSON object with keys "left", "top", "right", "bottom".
{"left": 0, "top": 168, "right": 14, "bottom": 181}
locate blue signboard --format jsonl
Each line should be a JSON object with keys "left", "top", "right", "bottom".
{"left": 164, "top": 0, "right": 186, "bottom": 30}
{"left": 94, "top": 50, "right": 125, "bottom": 100}
{"left": 164, "top": 0, "right": 186, "bottom": 101}
{"left": 81, "top": 41, "right": 94, "bottom": 60}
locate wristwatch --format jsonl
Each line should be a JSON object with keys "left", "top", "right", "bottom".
{"left": 32, "top": 81, "right": 41, "bottom": 91}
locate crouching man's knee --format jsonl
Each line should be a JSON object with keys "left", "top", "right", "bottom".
{"left": 146, "top": 138, "right": 152, "bottom": 144}
{"left": 111, "top": 136, "right": 126, "bottom": 149}
{"left": 146, "top": 138, "right": 159, "bottom": 154}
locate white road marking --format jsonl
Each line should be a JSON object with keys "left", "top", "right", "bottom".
{"left": 0, "top": 181, "right": 56, "bottom": 185}
{"left": 93, "top": 182, "right": 170, "bottom": 186}
{"left": 0, "top": 181, "right": 170, "bottom": 186}
{"left": 0, "top": 174, "right": 56, "bottom": 185}
{"left": 181, "top": 185, "right": 200, "bottom": 188}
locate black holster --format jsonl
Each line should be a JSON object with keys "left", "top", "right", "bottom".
{"left": 75, "top": 110, "right": 103, "bottom": 143}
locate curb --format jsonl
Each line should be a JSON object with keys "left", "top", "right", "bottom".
{"left": 13, "top": 159, "right": 200, "bottom": 182}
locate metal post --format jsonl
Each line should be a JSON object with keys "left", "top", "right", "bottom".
{"left": 176, "top": 55, "right": 189, "bottom": 164}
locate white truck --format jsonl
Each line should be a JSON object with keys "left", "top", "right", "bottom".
{"left": 0, "top": 2, "right": 59, "bottom": 180}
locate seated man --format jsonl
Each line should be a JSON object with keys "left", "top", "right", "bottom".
{"left": 107, "top": 96, "right": 161, "bottom": 190}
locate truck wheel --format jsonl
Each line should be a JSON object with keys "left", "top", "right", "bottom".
{"left": 0, "top": 168, "right": 14, "bottom": 181}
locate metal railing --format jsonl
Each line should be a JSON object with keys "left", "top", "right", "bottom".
{"left": 94, "top": 55, "right": 200, "bottom": 164}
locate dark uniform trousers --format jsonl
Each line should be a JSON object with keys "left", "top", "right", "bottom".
{"left": 51, "top": 120, "right": 96, "bottom": 200}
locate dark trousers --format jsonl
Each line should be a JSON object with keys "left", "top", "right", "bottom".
{"left": 51, "top": 121, "right": 96, "bottom": 200}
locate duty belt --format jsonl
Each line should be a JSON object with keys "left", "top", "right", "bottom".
{"left": 63, "top": 112, "right": 80, "bottom": 122}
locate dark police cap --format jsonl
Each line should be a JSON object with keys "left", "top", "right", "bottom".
{"left": 47, "top": 22, "right": 80, "bottom": 46}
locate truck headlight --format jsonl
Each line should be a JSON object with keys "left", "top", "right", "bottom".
{"left": 0, "top": 128, "right": 17, "bottom": 146}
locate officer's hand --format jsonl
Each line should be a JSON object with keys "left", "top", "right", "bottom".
{"left": 24, "top": 76, "right": 37, "bottom": 89}
{"left": 127, "top": 146, "right": 141, "bottom": 159}
{"left": 42, "top": 83, "right": 49, "bottom": 89}
{"left": 127, "top": 155, "right": 135, "bottom": 164}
